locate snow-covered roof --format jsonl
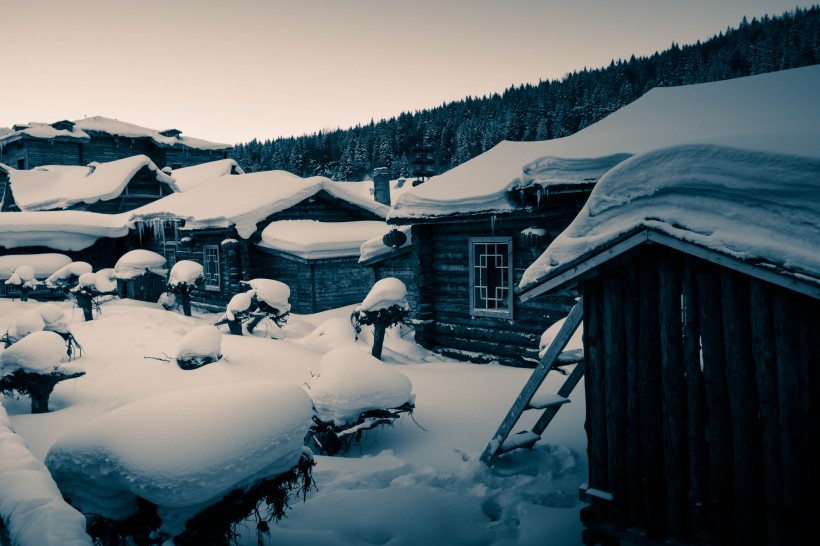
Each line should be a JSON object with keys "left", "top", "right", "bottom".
{"left": 358, "top": 225, "right": 412, "bottom": 265}
{"left": 519, "top": 144, "right": 820, "bottom": 296}
{"left": 258, "top": 220, "right": 388, "bottom": 259}
{"left": 0, "top": 116, "right": 231, "bottom": 151}
{"left": 0, "top": 211, "right": 130, "bottom": 251}
{"left": 389, "top": 64, "right": 820, "bottom": 221}
{"left": 167, "top": 159, "right": 245, "bottom": 192}
{"left": 8, "top": 155, "right": 177, "bottom": 211}
{"left": 131, "top": 170, "right": 389, "bottom": 239}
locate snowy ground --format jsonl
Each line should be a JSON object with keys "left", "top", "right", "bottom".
{"left": 0, "top": 297, "right": 588, "bottom": 546}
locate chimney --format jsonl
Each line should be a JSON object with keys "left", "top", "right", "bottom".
{"left": 373, "top": 167, "right": 391, "bottom": 206}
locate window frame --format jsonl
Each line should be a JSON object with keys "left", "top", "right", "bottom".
{"left": 202, "top": 244, "right": 221, "bottom": 292}
{"left": 468, "top": 236, "right": 514, "bottom": 319}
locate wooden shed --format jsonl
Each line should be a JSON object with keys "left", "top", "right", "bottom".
{"left": 517, "top": 144, "right": 820, "bottom": 546}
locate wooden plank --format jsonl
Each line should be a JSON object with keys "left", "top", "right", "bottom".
{"left": 532, "top": 359, "right": 586, "bottom": 434}
{"left": 748, "top": 278, "right": 783, "bottom": 546}
{"left": 721, "top": 270, "right": 763, "bottom": 545}
{"left": 682, "top": 258, "right": 708, "bottom": 537}
{"left": 697, "top": 270, "right": 732, "bottom": 545}
{"left": 658, "top": 258, "right": 689, "bottom": 538}
{"left": 637, "top": 253, "right": 666, "bottom": 539}
{"left": 479, "top": 298, "right": 584, "bottom": 463}
{"left": 805, "top": 297, "right": 820, "bottom": 544}
{"left": 623, "top": 261, "right": 643, "bottom": 528}
{"left": 602, "top": 275, "right": 628, "bottom": 528}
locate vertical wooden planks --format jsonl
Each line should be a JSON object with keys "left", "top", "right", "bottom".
{"left": 623, "top": 262, "right": 643, "bottom": 527}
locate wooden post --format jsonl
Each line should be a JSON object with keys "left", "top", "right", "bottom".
{"left": 372, "top": 322, "right": 386, "bottom": 360}
{"left": 749, "top": 278, "right": 782, "bottom": 545}
{"left": 602, "top": 276, "right": 628, "bottom": 528}
{"left": 659, "top": 258, "right": 689, "bottom": 539}
{"left": 697, "top": 270, "right": 732, "bottom": 545}
{"left": 638, "top": 254, "right": 666, "bottom": 539}
{"left": 721, "top": 269, "right": 763, "bottom": 546}
{"left": 623, "top": 263, "right": 642, "bottom": 528}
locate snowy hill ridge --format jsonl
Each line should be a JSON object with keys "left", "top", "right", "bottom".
{"left": 389, "top": 64, "right": 820, "bottom": 220}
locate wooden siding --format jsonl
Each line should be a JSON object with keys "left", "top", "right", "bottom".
{"left": 410, "top": 194, "right": 586, "bottom": 367}
{"left": 580, "top": 247, "right": 820, "bottom": 546}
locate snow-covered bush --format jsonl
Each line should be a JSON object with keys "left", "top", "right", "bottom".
{"left": 44, "top": 261, "right": 93, "bottom": 291}
{"left": 167, "top": 260, "right": 204, "bottom": 316}
{"left": 45, "top": 381, "right": 315, "bottom": 542}
{"left": 4, "top": 265, "right": 39, "bottom": 301}
{"left": 0, "top": 331, "right": 85, "bottom": 413}
{"left": 71, "top": 270, "right": 117, "bottom": 321}
{"left": 307, "top": 347, "right": 415, "bottom": 455}
{"left": 3, "top": 303, "right": 82, "bottom": 359}
{"left": 175, "top": 325, "right": 222, "bottom": 370}
{"left": 214, "top": 280, "right": 291, "bottom": 337}
{"left": 350, "top": 278, "right": 410, "bottom": 360}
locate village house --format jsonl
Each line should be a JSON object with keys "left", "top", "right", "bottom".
{"left": 517, "top": 143, "right": 820, "bottom": 546}
{"left": 129, "top": 168, "right": 393, "bottom": 312}
{"left": 384, "top": 63, "right": 820, "bottom": 368}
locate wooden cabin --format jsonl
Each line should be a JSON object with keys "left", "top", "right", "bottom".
{"left": 0, "top": 117, "right": 231, "bottom": 171}
{"left": 131, "top": 171, "right": 391, "bottom": 312}
{"left": 517, "top": 144, "right": 820, "bottom": 546}
{"left": 3, "top": 155, "right": 178, "bottom": 213}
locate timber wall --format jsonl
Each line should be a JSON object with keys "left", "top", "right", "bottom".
{"left": 411, "top": 194, "right": 585, "bottom": 367}
{"left": 580, "top": 247, "right": 819, "bottom": 546}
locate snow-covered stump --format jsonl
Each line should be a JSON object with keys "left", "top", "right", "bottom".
{"left": 351, "top": 278, "right": 410, "bottom": 360}
{"left": 4, "top": 265, "right": 38, "bottom": 302}
{"left": 214, "top": 291, "right": 255, "bottom": 336}
{"left": 44, "top": 262, "right": 93, "bottom": 293}
{"left": 175, "top": 326, "right": 222, "bottom": 370}
{"left": 167, "top": 260, "right": 204, "bottom": 317}
{"left": 242, "top": 279, "right": 291, "bottom": 335}
{"left": 0, "top": 331, "right": 85, "bottom": 414}
{"left": 45, "top": 381, "right": 315, "bottom": 543}
{"left": 306, "top": 347, "right": 415, "bottom": 456}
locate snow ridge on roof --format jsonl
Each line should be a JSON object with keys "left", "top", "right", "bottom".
{"left": 132, "top": 171, "right": 388, "bottom": 239}
{"left": 0, "top": 116, "right": 231, "bottom": 151}
{"left": 390, "top": 65, "right": 820, "bottom": 220}
{"left": 9, "top": 155, "right": 177, "bottom": 211}
{"left": 169, "top": 159, "right": 245, "bottom": 192}
{"left": 520, "top": 144, "right": 820, "bottom": 291}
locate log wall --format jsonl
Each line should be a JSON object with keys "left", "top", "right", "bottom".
{"left": 580, "top": 247, "right": 819, "bottom": 546}
{"left": 410, "top": 195, "right": 585, "bottom": 367}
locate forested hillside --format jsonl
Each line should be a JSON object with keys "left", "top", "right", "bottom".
{"left": 231, "top": 7, "right": 819, "bottom": 181}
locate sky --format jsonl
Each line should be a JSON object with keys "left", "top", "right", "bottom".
{"left": 0, "top": 0, "right": 815, "bottom": 145}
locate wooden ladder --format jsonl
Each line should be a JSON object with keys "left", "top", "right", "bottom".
{"left": 480, "top": 298, "right": 585, "bottom": 464}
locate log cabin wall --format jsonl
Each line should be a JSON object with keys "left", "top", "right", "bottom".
{"left": 410, "top": 193, "right": 584, "bottom": 367}
{"left": 580, "top": 246, "right": 819, "bottom": 546}
{"left": 164, "top": 147, "right": 229, "bottom": 169}
{"left": 80, "top": 135, "right": 159, "bottom": 166}
{"left": 20, "top": 139, "right": 83, "bottom": 168}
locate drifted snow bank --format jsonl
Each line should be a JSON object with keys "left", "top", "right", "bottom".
{"left": 113, "top": 250, "right": 166, "bottom": 279}
{"left": 521, "top": 145, "right": 820, "bottom": 290}
{"left": 45, "top": 380, "right": 313, "bottom": 537}
{"left": 309, "top": 347, "right": 414, "bottom": 424}
{"left": 0, "top": 404, "right": 92, "bottom": 546}
{"left": 357, "top": 278, "right": 408, "bottom": 312}
{"left": 168, "top": 260, "right": 203, "bottom": 287}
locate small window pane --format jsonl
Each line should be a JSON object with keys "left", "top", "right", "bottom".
{"left": 203, "top": 245, "right": 220, "bottom": 291}
{"left": 470, "top": 237, "right": 513, "bottom": 318}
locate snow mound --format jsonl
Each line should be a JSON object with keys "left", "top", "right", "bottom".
{"left": 176, "top": 326, "right": 222, "bottom": 365}
{"left": 521, "top": 144, "right": 820, "bottom": 290}
{"left": 92, "top": 268, "right": 117, "bottom": 293}
{"left": 36, "top": 304, "right": 71, "bottom": 334}
{"left": 244, "top": 278, "right": 290, "bottom": 311}
{"left": 0, "top": 331, "right": 67, "bottom": 376}
{"left": 0, "top": 404, "right": 92, "bottom": 546}
{"left": 358, "top": 278, "right": 408, "bottom": 312}
{"left": 292, "top": 317, "right": 358, "bottom": 353}
{"left": 45, "top": 262, "right": 93, "bottom": 287}
{"left": 539, "top": 316, "right": 584, "bottom": 362}
{"left": 0, "top": 254, "right": 72, "bottom": 280}
{"left": 225, "top": 291, "right": 254, "bottom": 321}
{"left": 113, "top": 250, "right": 166, "bottom": 280}
{"left": 45, "top": 380, "right": 313, "bottom": 537}
{"left": 7, "top": 310, "right": 46, "bottom": 340}
{"left": 168, "top": 260, "right": 203, "bottom": 287}
{"left": 309, "top": 347, "right": 414, "bottom": 424}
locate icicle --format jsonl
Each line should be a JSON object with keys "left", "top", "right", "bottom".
{"left": 536, "top": 188, "right": 543, "bottom": 208}
{"left": 490, "top": 214, "right": 497, "bottom": 236}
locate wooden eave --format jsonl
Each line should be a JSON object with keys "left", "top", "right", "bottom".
{"left": 254, "top": 244, "right": 362, "bottom": 265}
{"left": 358, "top": 245, "right": 412, "bottom": 267}
{"left": 518, "top": 228, "right": 820, "bottom": 302}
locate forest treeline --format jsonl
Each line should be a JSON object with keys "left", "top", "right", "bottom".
{"left": 231, "top": 6, "right": 819, "bottom": 181}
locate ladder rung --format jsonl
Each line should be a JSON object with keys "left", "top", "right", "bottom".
{"left": 527, "top": 392, "right": 570, "bottom": 410}
{"left": 499, "top": 430, "right": 541, "bottom": 454}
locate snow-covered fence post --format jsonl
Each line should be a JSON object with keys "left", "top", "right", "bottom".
{"left": 0, "top": 331, "right": 85, "bottom": 413}
{"left": 167, "top": 260, "right": 204, "bottom": 317}
{"left": 350, "top": 278, "right": 410, "bottom": 360}
{"left": 5, "top": 266, "right": 38, "bottom": 302}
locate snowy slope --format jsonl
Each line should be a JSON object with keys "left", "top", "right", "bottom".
{"left": 389, "top": 64, "right": 820, "bottom": 220}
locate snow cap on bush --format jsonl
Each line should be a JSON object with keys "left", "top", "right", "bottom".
{"left": 113, "top": 250, "right": 166, "bottom": 280}
{"left": 0, "top": 331, "right": 68, "bottom": 376}
{"left": 357, "top": 277, "right": 408, "bottom": 313}
{"left": 45, "top": 262, "right": 93, "bottom": 287}
{"left": 168, "top": 260, "right": 204, "bottom": 287}
{"left": 244, "top": 278, "right": 290, "bottom": 312}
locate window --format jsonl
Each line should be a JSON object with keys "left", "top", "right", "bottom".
{"left": 203, "top": 245, "right": 220, "bottom": 291}
{"left": 163, "top": 242, "right": 177, "bottom": 269}
{"left": 469, "top": 237, "right": 514, "bottom": 318}
{"left": 16, "top": 158, "right": 25, "bottom": 170}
